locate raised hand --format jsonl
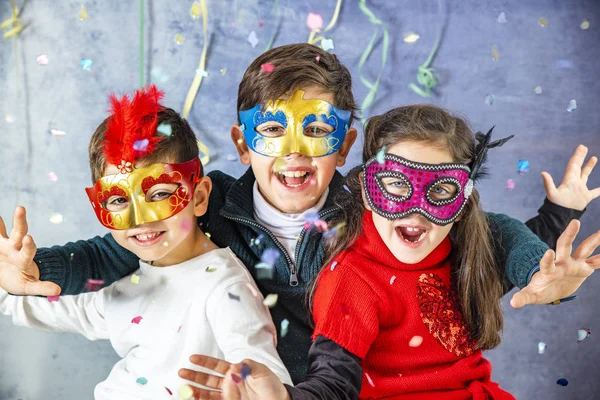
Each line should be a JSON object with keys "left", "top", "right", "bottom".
{"left": 0, "top": 206, "right": 61, "bottom": 296}
{"left": 178, "top": 355, "right": 289, "bottom": 400}
{"left": 510, "top": 220, "right": 600, "bottom": 308}
{"left": 542, "top": 144, "right": 600, "bottom": 211}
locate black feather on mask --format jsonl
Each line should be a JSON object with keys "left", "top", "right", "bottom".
{"left": 469, "top": 126, "right": 514, "bottom": 182}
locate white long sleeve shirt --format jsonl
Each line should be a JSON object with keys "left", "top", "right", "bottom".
{"left": 0, "top": 247, "right": 291, "bottom": 399}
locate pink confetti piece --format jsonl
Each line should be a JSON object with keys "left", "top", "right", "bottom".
{"left": 131, "top": 316, "right": 143, "bottom": 324}
{"left": 365, "top": 372, "right": 375, "bottom": 387}
{"left": 50, "top": 129, "right": 66, "bottom": 136}
{"left": 260, "top": 62, "right": 275, "bottom": 74}
{"left": 48, "top": 172, "right": 58, "bottom": 182}
{"left": 165, "top": 387, "right": 173, "bottom": 395}
{"left": 315, "top": 56, "right": 320, "bottom": 63}
{"left": 47, "top": 296, "right": 60, "bottom": 302}
{"left": 409, "top": 335, "right": 423, "bottom": 347}
{"left": 85, "top": 279, "right": 104, "bottom": 291}
{"left": 506, "top": 179, "right": 515, "bottom": 190}
{"left": 37, "top": 55, "right": 49, "bottom": 65}
{"left": 306, "top": 12, "right": 324, "bottom": 31}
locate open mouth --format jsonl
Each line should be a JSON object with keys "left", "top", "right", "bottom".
{"left": 396, "top": 226, "right": 428, "bottom": 244}
{"left": 274, "top": 169, "right": 312, "bottom": 188}
{"left": 130, "top": 231, "right": 166, "bottom": 246}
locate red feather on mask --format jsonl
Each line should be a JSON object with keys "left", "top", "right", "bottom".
{"left": 103, "top": 85, "right": 165, "bottom": 168}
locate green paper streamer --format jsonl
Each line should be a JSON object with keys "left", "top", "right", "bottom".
{"left": 409, "top": 0, "right": 444, "bottom": 97}
{"left": 357, "top": 0, "right": 389, "bottom": 119}
{"left": 264, "top": 0, "right": 280, "bottom": 51}
{"left": 140, "top": 0, "right": 145, "bottom": 87}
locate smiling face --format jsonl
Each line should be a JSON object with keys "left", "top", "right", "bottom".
{"left": 363, "top": 140, "right": 459, "bottom": 264}
{"left": 232, "top": 86, "right": 357, "bottom": 214}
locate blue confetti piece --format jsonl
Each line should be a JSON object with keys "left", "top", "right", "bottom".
{"left": 303, "top": 211, "right": 319, "bottom": 223}
{"left": 555, "top": 59, "right": 573, "bottom": 69}
{"left": 250, "top": 234, "right": 264, "bottom": 247}
{"left": 81, "top": 58, "right": 93, "bottom": 70}
{"left": 330, "top": 261, "right": 338, "bottom": 271}
{"left": 241, "top": 363, "right": 252, "bottom": 380}
{"left": 136, "top": 377, "right": 148, "bottom": 385}
{"left": 239, "top": 123, "right": 246, "bottom": 131}
{"left": 133, "top": 139, "right": 149, "bottom": 151}
{"left": 260, "top": 248, "right": 280, "bottom": 266}
{"left": 343, "top": 185, "right": 351, "bottom": 192}
{"left": 157, "top": 123, "right": 172, "bottom": 136}
{"left": 556, "top": 378, "right": 568, "bottom": 386}
{"left": 517, "top": 160, "right": 529, "bottom": 175}
{"left": 376, "top": 146, "right": 386, "bottom": 164}
{"left": 280, "top": 319, "right": 289, "bottom": 338}
{"left": 228, "top": 292, "right": 241, "bottom": 302}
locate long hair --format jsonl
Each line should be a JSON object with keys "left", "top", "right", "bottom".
{"left": 311, "top": 104, "right": 505, "bottom": 350}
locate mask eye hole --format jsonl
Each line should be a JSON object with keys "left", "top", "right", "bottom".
{"left": 103, "top": 195, "right": 129, "bottom": 212}
{"left": 426, "top": 178, "right": 461, "bottom": 205}
{"left": 256, "top": 122, "right": 286, "bottom": 138}
{"left": 374, "top": 171, "right": 412, "bottom": 202}
{"left": 144, "top": 183, "right": 179, "bottom": 203}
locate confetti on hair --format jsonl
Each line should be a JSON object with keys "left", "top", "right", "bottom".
{"left": 174, "top": 33, "right": 185, "bottom": 45}
{"left": 47, "top": 296, "right": 60, "bottom": 303}
{"left": 248, "top": 31, "right": 259, "bottom": 47}
{"left": 156, "top": 123, "right": 172, "bottom": 136}
{"left": 581, "top": 19, "right": 590, "bottom": 30}
{"left": 136, "top": 377, "right": 148, "bottom": 385}
{"left": 577, "top": 328, "right": 591, "bottom": 343}
{"left": 37, "top": 55, "right": 49, "bottom": 65}
{"left": 133, "top": 139, "right": 149, "bottom": 152}
{"left": 517, "top": 160, "right": 529, "bottom": 175}
{"left": 228, "top": 292, "right": 241, "bottom": 302}
{"left": 556, "top": 378, "right": 568, "bottom": 386}
{"left": 539, "top": 17, "right": 548, "bottom": 27}
{"left": 497, "top": 12, "right": 507, "bottom": 24}
{"left": 506, "top": 179, "right": 515, "bottom": 190}
{"left": 538, "top": 342, "right": 547, "bottom": 354}
{"left": 281, "top": 319, "right": 289, "bottom": 337}
{"left": 365, "top": 372, "right": 375, "bottom": 387}
{"left": 241, "top": 363, "right": 252, "bottom": 380}
{"left": 260, "top": 62, "right": 275, "bottom": 74}
{"left": 316, "top": 55, "right": 321, "bottom": 63}
{"left": 81, "top": 58, "right": 93, "bottom": 70}
{"left": 534, "top": 86, "right": 543, "bottom": 95}
{"left": 323, "top": 222, "right": 346, "bottom": 239}
{"left": 409, "top": 336, "right": 423, "bottom": 347}
{"left": 131, "top": 316, "right": 143, "bottom": 324}
{"left": 321, "top": 38, "right": 334, "bottom": 52}
{"left": 190, "top": 1, "right": 202, "bottom": 19}
{"left": 390, "top": 275, "right": 396, "bottom": 285}
{"left": 567, "top": 99, "right": 577, "bottom": 112}
{"left": 131, "top": 274, "right": 140, "bottom": 284}
{"left": 263, "top": 293, "right": 278, "bottom": 308}
{"left": 49, "top": 213, "right": 63, "bottom": 224}
{"left": 48, "top": 172, "right": 58, "bottom": 182}
{"left": 343, "top": 185, "right": 351, "bottom": 192}
{"left": 403, "top": 32, "right": 420, "bottom": 44}
{"left": 376, "top": 146, "right": 386, "bottom": 164}
{"left": 330, "top": 261, "right": 338, "bottom": 271}
{"left": 178, "top": 384, "right": 194, "bottom": 400}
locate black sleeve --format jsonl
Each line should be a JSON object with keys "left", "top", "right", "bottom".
{"left": 284, "top": 336, "right": 363, "bottom": 400}
{"left": 525, "top": 198, "right": 585, "bottom": 250}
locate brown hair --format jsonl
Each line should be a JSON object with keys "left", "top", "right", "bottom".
{"left": 237, "top": 43, "right": 358, "bottom": 124}
{"left": 315, "top": 104, "right": 505, "bottom": 350}
{"left": 88, "top": 108, "right": 199, "bottom": 182}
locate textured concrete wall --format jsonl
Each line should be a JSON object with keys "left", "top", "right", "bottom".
{"left": 0, "top": 0, "right": 598, "bottom": 398}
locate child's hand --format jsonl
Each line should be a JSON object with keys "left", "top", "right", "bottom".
{"left": 542, "top": 145, "right": 600, "bottom": 211}
{"left": 178, "top": 355, "right": 290, "bottom": 400}
{"left": 0, "top": 206, "right": 61, "bottom": 296}
{"left": 510, "top": 220, "right": 600, "bottom": 308}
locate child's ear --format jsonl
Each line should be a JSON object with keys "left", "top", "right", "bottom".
{"left": 231, "top": 125, "right": 251, "bottom": 165}
{"left": 336, "top": 128, "right": 358, "bottom": 167}
{"left": 358, "top": 172, "right": 372, "bottom": 211}
{"left": 193, "top": 177, "right": 212, "bottom": 217}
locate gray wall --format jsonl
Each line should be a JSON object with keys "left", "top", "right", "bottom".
{"left": 1, "top": 0, "right": 599, "bottom": 398}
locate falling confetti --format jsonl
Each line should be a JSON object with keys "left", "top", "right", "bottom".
{"left": 131, "top": 316, "right": 143, "bottom": 324}
{"left": 506, "top": 179, "right": 515, "bottom": 190}
{"left": 281, "top": 319, "right": 289, "bottom": 338}
{"left": 164, "top": 387, "right": 173, "bottom": 395}
{"left": 321, "top": 38, "right": 334, "bottom": 52}
{"left": 485, "top": 94, "right": 495, "bottom": 106}
{"left": 157, "top": 123, "right": 172, "bottom": 136}
{"left": 263, "top": 293, "right": 278, "bottom": 308}
{"left": 497, "top": 12, "right": 507, "bottom": 24}
{"left": 255, "top": 262, "right": 274, "bottom": 280}
{"left": 376, "top": 146, "right": 387, "bottom": 164}
{"left": 78, "top": 5, "right": 89, "bottom": 21}
{"left": 403, "top": 32, "right": 420, "bottom": 44}
{"left": 250, "top": 234, "right": 264, "bottom": 247}
{"left": 133, "top": 139, "right": 149, "bottom": 152}
{"left": 261, "top": 62, "right": 275, "bottom": 74}
{"left": 150, "top": 67, "right": 170, "bottom": 83}
{"left": 190, "top": 1, "right": 202, "bottom": 19}
{"left": 365, "top": 372, "right": 375, "bottom": 387}
{"left": 85, "top": 279, "right": 104, "bottom": 291}
{"left": 5, "top": 115, "right": 15, "bottom": 123}
{"left": 409, "top": 336, "right": 423, "bottom": 347}
{"left": 491, "top": 45, "right": 500, "bottom": 61}
{"left": 228, "top": 293, "right": 241, "bottom": 302}
{"left": 534, "top": 86, "right": 543, "bottom": 95}
{"left": 567, "top": 99, "right": 577, "bottom": 112}
{"left": 220, "top": 68, "right": 227, "bottom": 75}
{"left": 390, "top": 275, "right": 396, "bottom": 285}
{"left": 517, "top": 160, "right": 529, "bottom": 175}
{"left": 577, "top": 328, "right": 591, "bottom": 343}
{"left": 307, "top": 12, "right": 324, "bottom": 31}
{"left": 195, "top": 69, "right": 208, "bottom": 77}
{"left": 330, "top": 261, "right": 338, "bottom": 271}
{"left": 555, "top": 59, "right": 573, "bottom": 69}
{"left": 343, "top": 185, "right": 350, "bottom": 192}
{"left": 136, "top": 377, "right": 148, "bottom": 385}
{"left": 37, "top": 55, "right": 49, "bottom": 65}
{"left": 248, "top": 31, "right": 259, "bottom": 48}
{"left": 50, "top": 129, "right": 66, "bottom": 136}
{"left": 174, "top": 34, "right": 185, "bottom": 45}
{"left": 131, "top": 274, "right": 140, "bottom": 284}
{"left": 261, "top": 248, "right": 280, "bottom": 266}
{"left": 539, "top": 17, "right": 548, "bottom": 27}
{"left": 556, "top": 378, "right": 568, "bottom": 386}
{"left": 48, "top": 172, "right": 58, "bottom": 182}
{"left": 538, "top": 342, "right": 547, "bottom": 354}
{"left": 205, "top": 232, "right": 211, "bottom": 239}
{"left": 241, "top": 363, "right": 252, "bottom": 380}
{"left": 580, "top": 19, "right": 590, "bottom": 30}
{"left": 178, "top": 384, "right": 194, "bottom": 400}
{"left": 226, "top": 154, "right": 237, "bottom": 161}
{"left": 205, "top": 266, "right": 217, "bottom": 272}
{"left": 49, "top": 213, "right": 63, "bottom": 224}
{"left": 47, "top": 296, "right": 60, "bottom": 303}
{"left": 81, "top": 58, "right": 93, "bottom": 70}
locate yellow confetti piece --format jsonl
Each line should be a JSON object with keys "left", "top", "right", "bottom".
{"left": 174, "top": 33, "right": 185, "bottom": 45}
{"left": 580, "top": 19, "right": 590, "bottom": 30}
{"left": 131, "top": 274, "right": 140, "bottom": 284}
{"left": 1, "top": 1, "right": 23, "bottom": 39}
{"left": 49, "top": 213, "right": 63, "bottom": 224}
{"left": 220, "top": 68, "right": 227, "bottom": 75}
{"left": 263, "top": 293, "right": 278, "bottom": 308}
{"left": 78, "top": 5, "right": 89, "bottom": 21}
{"left": 491, "top": 45, "right": 500, "bottom": 61}
{"left": 403, "top": 32, "right": 420, "bottom": 44}
{"left": 178, "top": 384, "right": 194, "bottom": 400}
{"left": 190, "top": 1, "right": 202, "bottom": 20}
{"left": 205, "top": 232, "right": 211, "bottom": 239}
{"left": 539, "top": 17, "right": 548, "bottom": 27}
{"left": 163, "top": 241, "right": 169, "bottom": 246}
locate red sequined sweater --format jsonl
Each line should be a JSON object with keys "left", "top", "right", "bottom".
{"left": 312, "top": 211, "right": 515, "bottom": 400}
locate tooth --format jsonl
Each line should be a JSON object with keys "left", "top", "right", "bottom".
{"left": 418, "top": 232, "right": 426, "bottom": 241}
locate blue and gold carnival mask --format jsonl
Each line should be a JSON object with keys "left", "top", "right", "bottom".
{"left": 238, "top": 89, "right": 351, "bottom": 157}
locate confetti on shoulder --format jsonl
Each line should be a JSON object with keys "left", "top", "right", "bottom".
{"left": 47, "top": 296, "right": 60, "bottom": 303}
{"left": 131, "top": 274, "right": 140, "bottom": 284}
{"left": 228, "top": 292, "right": 241, "bottom": 301}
